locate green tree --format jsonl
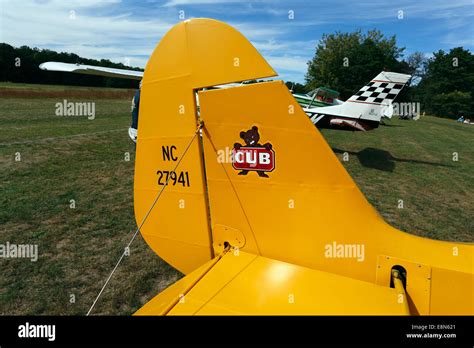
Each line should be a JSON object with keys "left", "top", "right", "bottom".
{"left": 414, "top": 47, "right": 474, "bottom": 118}
{"left": 285, "top": 81, "right": 307, "bottom": 94}
{"left": 406, "top": 51, "right": 427, "bottom": 81}
{"left": 305, "top": 29, "right": 409, "bottom": 99}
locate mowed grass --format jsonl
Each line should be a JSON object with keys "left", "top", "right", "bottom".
{"left": 0, "top": 81, "right": 135, "bottom": 91}
{"left": 0, "top": 86, "right": 181, "bottom": 315}
{"left": 0, "top": 83, "right": 473, "bottom": 315}
{"left": 321, "top": 117, "right": 473, "bottom": 242}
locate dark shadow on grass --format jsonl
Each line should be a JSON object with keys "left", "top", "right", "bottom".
{"left": 332, "top": 147, "right": 454, "bottom": 172}
{"left": 380, "top": 120, "right": 404, "bottom": 127}
{"left": 380, "top": 123, "right": 404, "bottom": 127}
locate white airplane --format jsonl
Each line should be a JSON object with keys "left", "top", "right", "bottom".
{"left": 304, "top": 71, "right": 411, "bottom": 131}
{"left": 39, "top": 62, "right": 411, "bottom": 131}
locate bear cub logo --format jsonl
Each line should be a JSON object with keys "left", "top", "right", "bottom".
{"left": 233, "top": 126, "right": 275, "bottom": 178}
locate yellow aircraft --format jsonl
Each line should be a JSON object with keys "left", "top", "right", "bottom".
{"left": 132, "top": 18, "right": 473, "bottom": 316}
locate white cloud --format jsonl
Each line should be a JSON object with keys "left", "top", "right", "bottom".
{"left": 0, "top": 0, "right": 310, "bottom": 82}
{"left": 441, "top": 34, "right": 474, "bottom": 48}
{"left": 1, "top": 0, "right": 173, "bottom": 67}
{"left": 2, "top": 0, "right": 469, "bottom": 85}
{"left": 266, "top": 55, "right": 308, "bottom": 73}
{"left": 228, "top": 22, "right": 283, "bottom": 40}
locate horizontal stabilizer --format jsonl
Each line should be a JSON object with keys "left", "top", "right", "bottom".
{"left": 135, "top": 250, "right": 409, "bottom": 315}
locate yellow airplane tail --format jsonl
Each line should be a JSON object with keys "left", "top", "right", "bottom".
{"left": 134, "top": 19, "right": 473, "bottom": 315}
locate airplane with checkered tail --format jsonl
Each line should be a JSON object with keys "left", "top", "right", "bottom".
{"left": 39, "top": 65, "right": 410, "bottom": 133}
{"left": 304, "top": 71, "right": 411, "bottom": 131}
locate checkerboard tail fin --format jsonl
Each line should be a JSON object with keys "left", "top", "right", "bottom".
{"left": 306, "top": 71, "right": 411, "bottom": 130}
{"left": 348, "top": 71, "right": 411, "bottom": 106}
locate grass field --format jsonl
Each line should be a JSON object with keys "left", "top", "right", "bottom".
{"left": 0, "top": 81, "right": 135, "bottom": 91}
{"left": 0, "top": 83, "right": 472, "bottom": 315}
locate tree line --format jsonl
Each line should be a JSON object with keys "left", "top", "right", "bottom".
{"left": 1, "top": 33, "right": 473, "bottom": 119}
{"left": 301, "top": 30, "right": 473, "bottom": 119}
{"left": 0, "top": 43, "right": 141, "bottom": 89}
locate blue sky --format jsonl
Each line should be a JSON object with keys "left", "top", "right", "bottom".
{"left": 1, "top": 0, "right": 473, "bottom": 83}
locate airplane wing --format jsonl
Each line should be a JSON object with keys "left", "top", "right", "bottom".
{"left": 39, "top": 62, "right": 143, "bottom": 80}
{"left": 39, "top": 62, "right": 248, "bottom": 90}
